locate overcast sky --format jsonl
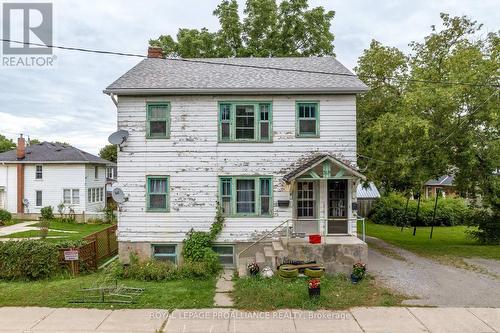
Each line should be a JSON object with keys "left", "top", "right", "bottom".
{"left": 0, "top": 0, "right": 498, "bottom": 154}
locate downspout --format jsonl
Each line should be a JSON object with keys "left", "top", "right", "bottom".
{"left": 110, "top": 93, "right": 118, "bottom": 107}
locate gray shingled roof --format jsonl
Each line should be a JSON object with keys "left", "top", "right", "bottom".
{"left": 425, "top": 175, "right": 455, "bottom": 186}
{"left": 0, "top": 142, "right": 111, "bottom": 164}
{"left": 104, "top": 57, "right": 368, "bottom": 95}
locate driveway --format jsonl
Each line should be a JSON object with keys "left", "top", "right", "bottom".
{"left": 367, "top": 236, "right": 500, "bottom": 307}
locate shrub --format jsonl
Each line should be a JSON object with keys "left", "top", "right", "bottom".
{"left": 0, "top": 209, "right": 11, "bottom": 225}
{"left": 38, "top": 219, "right": 50, "bottom": 239}
{"left": 103, "top": 202, "right": 117, "bottom": 224}
{"left": 369, "top": 193, "right": 471, "bottom": 226}
{"left": 467, "top": 208, "right": 500, "bottom": 244}
{"left": 40, "top": 206, "right": 54, "bottom": 220}
{"left": 0, "top": 240, "right": 59, "bottom": 280}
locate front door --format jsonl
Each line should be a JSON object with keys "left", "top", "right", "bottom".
{"left": 327, "top": 180, "right": 348, "bottom": 234}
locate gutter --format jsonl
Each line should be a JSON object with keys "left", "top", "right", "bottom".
{"left": 103, "top": 86, "right": 369, "bottom": 96}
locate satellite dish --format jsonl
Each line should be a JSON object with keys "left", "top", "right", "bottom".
{"left": 108, "top": 130, "right": 129, "bottom": 145}
{"left": 112, "top": 187, "right": 128, "bottom": 204}
{"left": 22, "top": 198, "right": 30, "bottom": 206}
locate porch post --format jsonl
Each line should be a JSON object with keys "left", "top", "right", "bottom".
{"left": 319, "top": 179, "right": 327, "bottom": 235}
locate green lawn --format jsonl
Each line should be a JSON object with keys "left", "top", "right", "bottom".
{"left": 233, "top": 275, "right": 404, "bottom": 310}
{"left": 0, "top": 271, "right": 216, "bottom": 309}
{"left": 360, "top": 220, "right": 500, "bottom": 261}
{"left": 0, "top": 221, "right": 113, "bottom": 242}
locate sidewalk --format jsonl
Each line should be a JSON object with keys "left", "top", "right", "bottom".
{"left": 1, "top": 306, "right": 499, "bottom": 333}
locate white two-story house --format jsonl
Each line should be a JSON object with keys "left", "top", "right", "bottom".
{"left": 105, "top": 48, "right": 369, "bottom": 272}
{"left": 0, "top": 137, "right": 112, "bottom": 219}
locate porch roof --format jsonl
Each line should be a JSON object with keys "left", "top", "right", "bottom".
{"left": 283, "top": 154, "right": 366, "bottom": 183}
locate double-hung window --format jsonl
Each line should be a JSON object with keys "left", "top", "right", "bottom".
{"left": 219, "top": 102, "right": 272, "bottom": 142}
{"left": 147, "top": 103, "right": 170, "bottom": 138}
{"left": 35, "top": 165, "right": 43, "bottom": 179}
{"left": 147, "top": 176, "right": 169, "bottom": 211}
{"left": 296, "top": 102, "right": 319, "bottom": 137}
{"left": 35, "top": 191, "right": 42, "bottom": 207}
{"left": 219, "top": 176, "right": 272, "bottom": 216}
{"left": 63, "top": 189, "right": 80, "bottom": 205}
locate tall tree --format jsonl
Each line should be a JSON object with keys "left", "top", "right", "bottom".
{"left": 0, "top": 134, "right": 15, "bottom": 153}
{"left": 150, "top": 0, "right": 335, "bottom": 57}
{"left": 356, "top": 14, "right": 499, "bottom": 241}
{"left": 99, "top": 144, "right": 117, "bottom": 163}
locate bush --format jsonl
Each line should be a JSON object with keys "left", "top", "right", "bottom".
{"left": 38, "top": 219, "right": 50, "bottom": 239}
{"left": 0, "top": 209, "right": 12, "bottom": 225}
{"left": 369, "top": 193, "right": 471, "bottom": 226}
{"left": 0, "top": 240, "right": 59, "bottom": 280}
{"left": 40, "top": 206, "right": 54, "bottom": 220}
{"left": 467, "top": 208, "right": 500, "bottom": 244}
{"left": 108, "top": 252, "right": 219, "bottom": 281}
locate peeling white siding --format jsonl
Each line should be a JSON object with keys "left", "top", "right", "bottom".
{"left": 116, "top": 94, "right": 358, "bottom": 243}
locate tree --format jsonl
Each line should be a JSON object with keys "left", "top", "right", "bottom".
{"left": 99, "top": 144, "right": 117, "bottom": 163}
{"left": 150, "top": 0, "right": 335, "bottom": 58}
{"left": 356, "top": 13, "right": 499, "bottom": 242}
{"left": 0, "top": 134, "right": 15, "bottom": 153}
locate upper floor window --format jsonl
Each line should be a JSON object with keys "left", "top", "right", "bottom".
{"left": 219, "top": 176, "right": 272, "bottom": 216}
{"left": 106, "top": 167, "right": 115, "bottom": 179}
{"left": 94, "top": 166, "right": 99, "bottom": 179}
{"left": 35, "top": 165, "right": 42, "bottom": 179}
{"left": 147, "top": 103, "right": 170, "bottom": 139}
{"left": 296, "top": 102, "right": 319, "bottom": 137}
{"left": 147, "top": 176, "right": 169, "bottom": 212}
{"left": 219, "top": 102, "right": 272, "bottom": 142}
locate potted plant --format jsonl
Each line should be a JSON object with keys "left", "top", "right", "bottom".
{"left": 308, "top": 278, "right": 321, "bottom": 298}
{"left": 247, "top": 262, "right": 260, "bottom": 276}
{"left": 350, "top": 262, "right": 366, "bottom": 283}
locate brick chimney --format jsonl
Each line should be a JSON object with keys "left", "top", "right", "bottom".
{"left": 17, "top": 134, "right": 26, "bottom": 160}
{"left": 147, "top": 46, "right": 164, "bottom": 59}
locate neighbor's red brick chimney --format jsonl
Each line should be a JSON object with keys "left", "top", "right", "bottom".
{"left": 17, "top": 134, "right": 25, "bottom": 159}
{"left": 16, "top": 134, "right": 25, "bottom": 213}
{"left": 148, "top": 46, "right": 164, "bottom": 59}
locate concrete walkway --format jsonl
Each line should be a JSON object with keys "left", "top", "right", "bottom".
{"left": 1, "top": 306, "right": 500, "bottom": 332}
{"left": 214, "top": 268, "right": 234, "bottom": 307}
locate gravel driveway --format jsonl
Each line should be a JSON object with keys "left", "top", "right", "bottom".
{"left": 367, "top": 236, "right": 500, "bottom": 307}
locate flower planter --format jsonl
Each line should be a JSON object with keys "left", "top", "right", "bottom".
{"left": 350, "top": 273, "right": 362, "bottom": 284}
{"left": 308, "top": 287, "right": 320, "bottom": 298}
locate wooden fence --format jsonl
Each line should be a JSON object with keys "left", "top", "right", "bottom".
{"left": 59, "top": 224, "right": 118, "bottom": 274}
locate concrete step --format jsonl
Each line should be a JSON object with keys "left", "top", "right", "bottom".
{"left": 272, "top": 241, "right": 284, "bottom": 252}
{"left": 263, "top": 246, "right": 275, "bottom": 258}
{"left": 255, "top": 251, "right": 265, "bottom": 264}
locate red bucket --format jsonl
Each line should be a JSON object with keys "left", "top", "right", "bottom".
{"left": 309, "top": 234, "right": 321, "bottom": 244}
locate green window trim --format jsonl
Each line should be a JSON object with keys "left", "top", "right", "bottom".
{"left": 152, "top": 244, "right": 177, "bottom": 264}
{"left": 146, "top": 176, "right": 170, "bottom": 212}
{"left": 212, "top": 245, "right": 235, "bottom": 266}
{"left": 218, "top": 101, "right": 273, "bottom": 142}
{"left": 296, "top": 101, "right": 320, "bottom": 137}
{"left": 146, "top": 102, "right": 171, "bottom": 139}
{"left": 218, "top": 176, "right": 273, "bottom": 217}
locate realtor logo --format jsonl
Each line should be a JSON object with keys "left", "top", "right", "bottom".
{"left": 2, "top": 3, "right": 53, "bottom": 54}
{"left": 2, "top": 3, "right": 55, "bottom": 67}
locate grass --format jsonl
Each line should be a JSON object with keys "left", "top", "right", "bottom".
{"left": 0, "top": 220, "right": 113, "bottom": 242}
{"left": 360, "top": 220, "right": 500, "bottom": 264}
{"left": 232, "top": 274, "right": 405, "bottom": 310}
{"left": 0, "top": 270, "right": 216, "bottom": 309}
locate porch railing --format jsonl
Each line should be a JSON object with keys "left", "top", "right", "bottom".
{"left": 236, "top": 216, "right": 364, "bottom": 266}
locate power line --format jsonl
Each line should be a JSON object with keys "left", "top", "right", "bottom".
{"left": 2, "top": 39, "right": 499, "bottom": 88}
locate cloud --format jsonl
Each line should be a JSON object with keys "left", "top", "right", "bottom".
{"left": 0, "top": 0, "right": 498, "bottom": 154}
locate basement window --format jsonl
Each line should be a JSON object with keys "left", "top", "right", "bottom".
{"left": 152, "top": 244, "right": 177, "bottom": 264}
{"left": 212, "top": 245, "right": 235, "bottom": 266}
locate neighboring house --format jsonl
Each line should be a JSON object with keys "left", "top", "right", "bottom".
{"left": 106, "top": 165, "right": 118, "bottom": 204}
{"left": 104, "top": 47, "right": 369, "bottom": 272}
{"left": 0, "top": 136, "right": 111, "bottom": 219}
{"left": 424, "top": 175, "right": 457, "bottom": 199}
{"left": 356, "top": 182, "right": 381, "bottom": 217}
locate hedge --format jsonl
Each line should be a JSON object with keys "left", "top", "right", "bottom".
{"left": 0, "top": 209, "right": 11, "bottom": 225}
{"left": 369, "top": 193, "right": 471, "bottom": 226}
{"left": 0, "top": 240, "right": 60, "bottom": 280}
